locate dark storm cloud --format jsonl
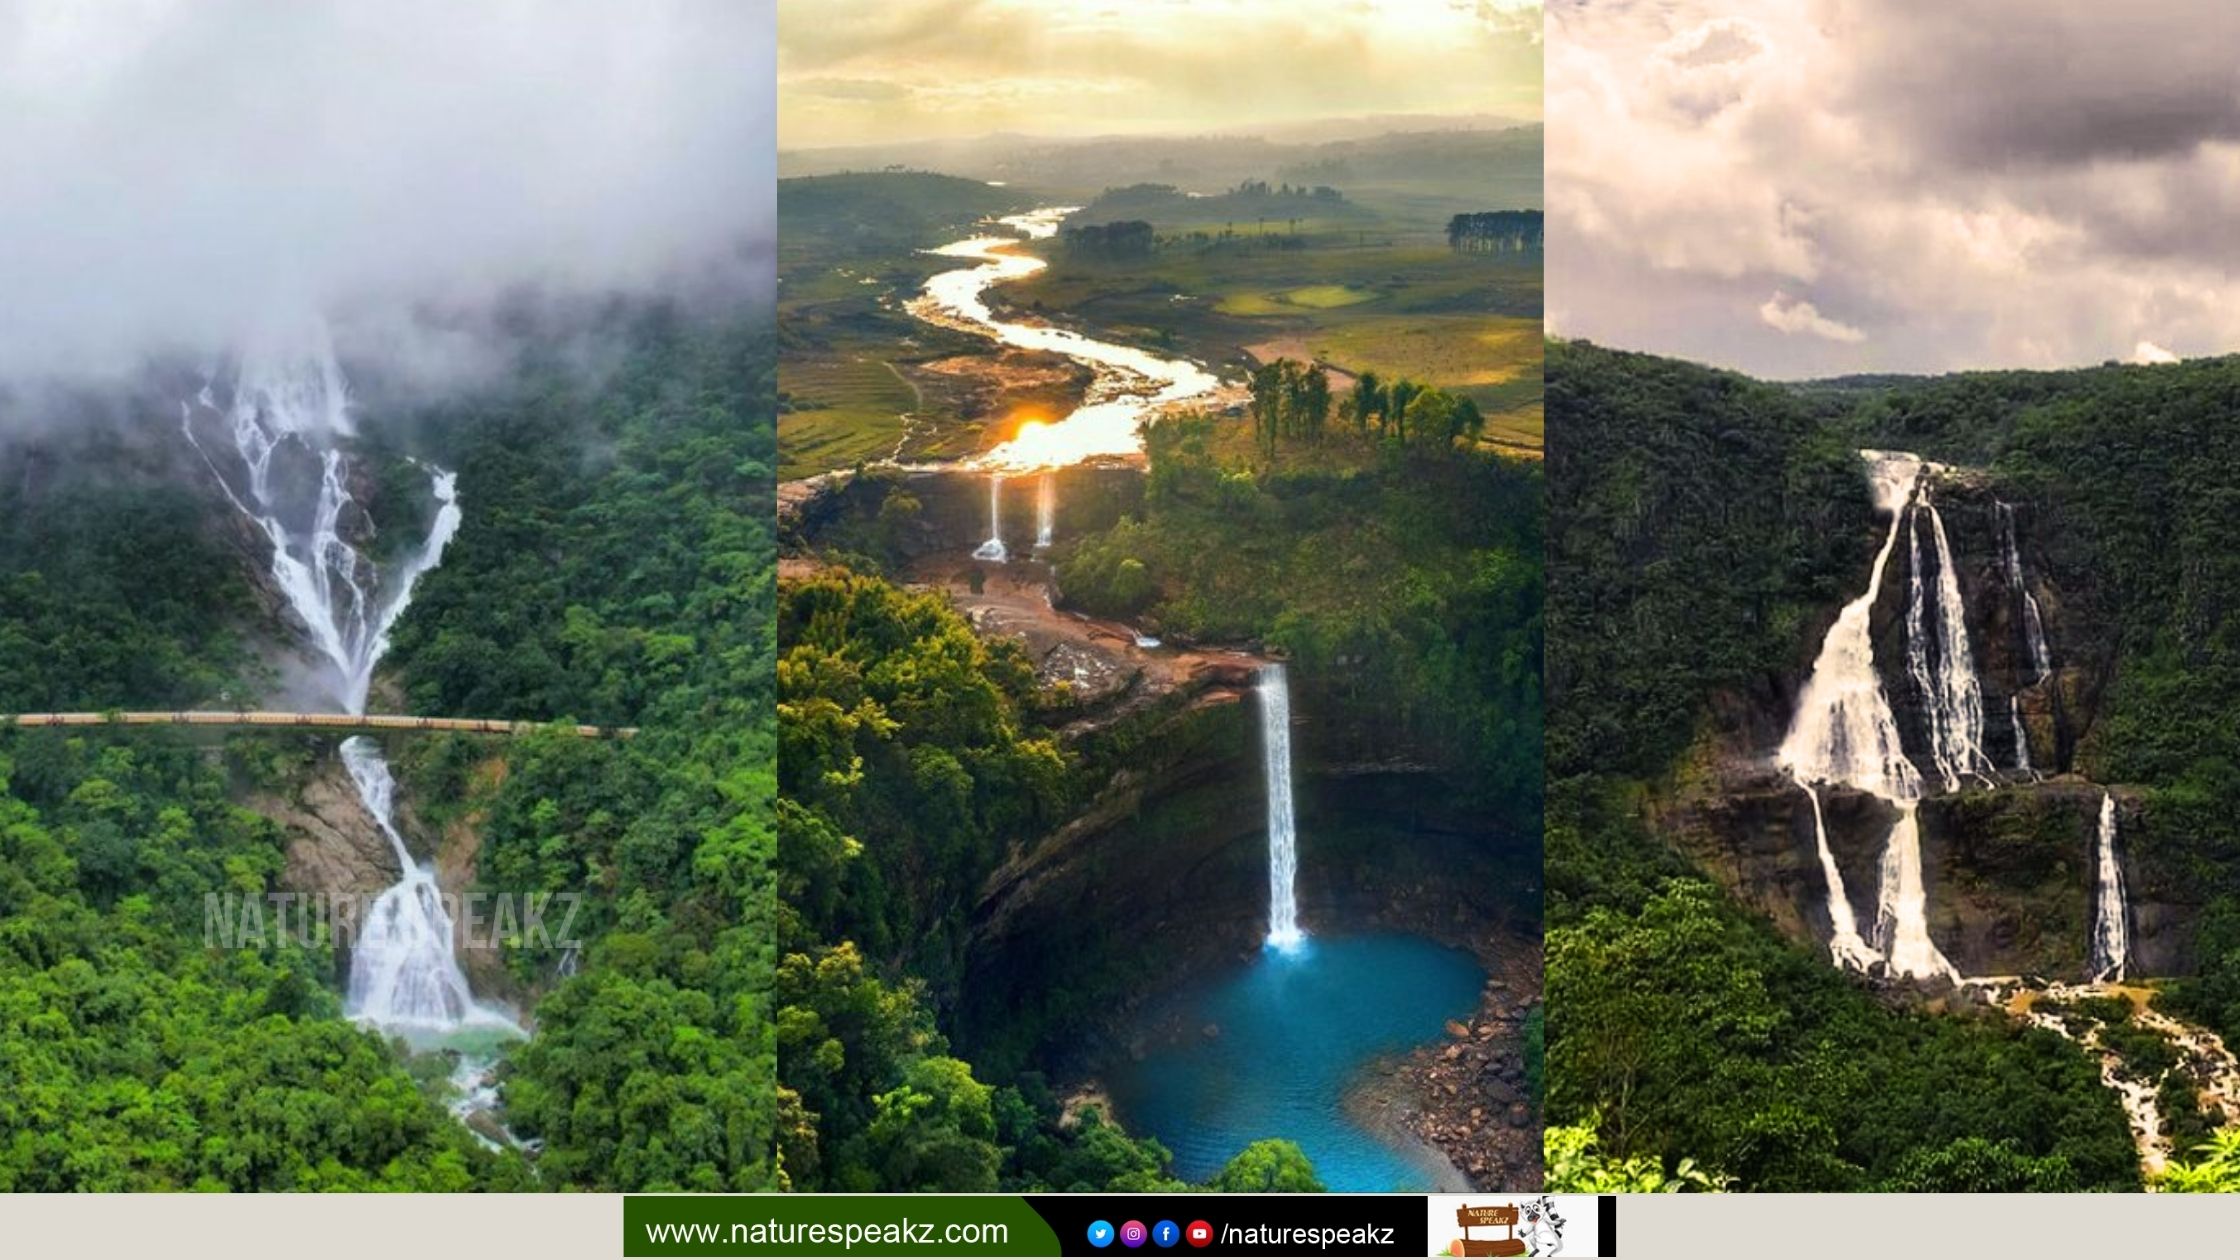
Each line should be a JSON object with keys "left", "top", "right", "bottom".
{"left": 1834, "top": 1, "right": 2240, "bottom": 171}
{"left": 0, "top": 0, "right": 774, "bottom": 381}
{"left": 1551, "top": 0, "right": 2240, "bottom": 375}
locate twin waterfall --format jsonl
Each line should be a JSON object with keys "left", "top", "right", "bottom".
{"left": 185, "top": 323, "right": 513, "bottom": 1039}
{"left": 1781, "top": 451, "right": 2127, "bottom": 984}
{"left": 1260, "top": 665, "right": 1303, "bottom": 952}
{"left": 974, "top": 471, "right": 1059, "bottom": 559}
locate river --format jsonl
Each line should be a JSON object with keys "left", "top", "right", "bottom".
{"left": 909, "top": 208, "right": 1222, "bottom": 469}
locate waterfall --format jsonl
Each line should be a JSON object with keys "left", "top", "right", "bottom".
{"left": 185, "top": 320, "right": 509, "bottom": 1040}
{"left": 342, "top": 739, "right": 512, "bottom": 1033}
{"left": 1034, "top": 472, "right": 1055, "bottom": 550}
{"left": 1903, "top": 495, "right": 1992, "bottom": 791}
{"left": 1779, "top": 451, "right": 1954, "bottom": 979}
{"left": 1803, "top": 784, "right": 1877, "bottom": 970}
{"left": 1998, "top": 501, "right": 2054, "bottom": 684}
{"left": 973, "top": 473, "right": 1008, "bottom": 562}
{"left": 2010, "top": 696, "right": 2034, "bottom": 776}
{"left": 1259, "top": 665, "right": 1303, "bottom": 951}
{"left": 2091, "top": 792, "right": 2131, "bottom": 983}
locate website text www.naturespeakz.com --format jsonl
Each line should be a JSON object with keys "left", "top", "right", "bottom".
{"left": 1222, "top": 1222, "right": 1397, "bottom": 1251}
{"left": 639, "top": 1218, "right": 1009, "bottom": 1252}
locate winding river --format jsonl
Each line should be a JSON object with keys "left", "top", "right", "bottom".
{"left": 909, "top": 208, "right": 1222, "bottom": 469}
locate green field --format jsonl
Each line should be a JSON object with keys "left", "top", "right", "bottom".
{"left": 1004, "top": 235, "right": 1543, "bottom": 453}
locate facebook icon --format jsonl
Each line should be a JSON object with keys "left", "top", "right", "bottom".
{"left": 1152, "top": 1221, "right": 1181, "bottom": 1248}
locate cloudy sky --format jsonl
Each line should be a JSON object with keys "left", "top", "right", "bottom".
{"left": 1549, "top": 0, "right": 2240, "bottom": 377}
{"left": 0, "top": 0, "right": 772, "bottom": 381}
{"left": 779, "top": 0, "right": 1543, "bottom": 149}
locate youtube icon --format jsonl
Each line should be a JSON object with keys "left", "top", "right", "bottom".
{"left": 1184, "top": 1220, "right": 1213, "bottom": 1249}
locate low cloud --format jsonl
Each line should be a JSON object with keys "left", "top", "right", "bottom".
{"left": 0, "top": 0, "right": 774, "bottom": 387}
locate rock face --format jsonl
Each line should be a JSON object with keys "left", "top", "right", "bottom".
{"left": 784, "top": 464, "right": 1145, "bottom": 564}
{"left": 1669, "top": 465, "right": 2202, "bottom": 980}
{"left": 253, "top": 754, "right": 402, "bottom": 903}
{"left": 954, "top": 684, "right": 1537, "bottom": 1082}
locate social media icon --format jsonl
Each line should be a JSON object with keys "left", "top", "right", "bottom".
{"left": 1120, "top": 1220, "right": 1149, "bottom": 1249}
{"left": 1087, "top": 1220, "right": 1114, "bottom": 1249}
{"left": 1185, "top": 1220, "right": 1214, "bottom": 1249}
{"left": 1152, "top": 1220, "right": 1181, "bottom": 1248}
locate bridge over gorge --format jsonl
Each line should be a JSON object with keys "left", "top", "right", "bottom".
{"left": 0, "top": 711, "right": 637, "bottom": 739}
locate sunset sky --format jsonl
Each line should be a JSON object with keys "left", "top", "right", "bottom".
{"left": 779, "top": 0, "right": 1544, "bottom": 149}
{"left": 1549, "top": 0, "right": 2240, "bottom": 376}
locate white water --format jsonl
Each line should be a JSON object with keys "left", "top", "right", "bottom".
{"left": 1998, "top": 502, "right": 2055, "bottom": 684}
{"left": 1802, "top": 784, "right": 1877, "bottom": 969}
{"left": 1779, "top": 451, "right": 1954, "bottom": 979}
{"left": 2010, "top": 696, "right": 2034, "bottom": 776}
{"left": 974, "top": 474, "right": 1008, "bottom": 562}
{"left": 1035, "top": 473, "right": 1055, "bottom": 550}
{"left": 912, "top": 208, "right": 1221, "bottom": 469}
{"left": 1260, "top": 665, "right": 1303, "bottom": 951}
{"left": 184, "top": 321, "right": 511, "bottom": 1041}
{"left": 342, "top": 739, "right": 514, "bottom": 1035}
{"left": 1904, "top": 497, "right": 1992, "bottom": 792}
{"left": 2091, "top": 792, "right": 2131, "bottom": 983}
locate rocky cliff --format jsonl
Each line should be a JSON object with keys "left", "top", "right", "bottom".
{"left": 1669, "top": 463, "right": 2200, "bottom": 981}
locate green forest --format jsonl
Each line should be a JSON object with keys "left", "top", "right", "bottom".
{"left": 1544, "top": 340, "right": 2240, "bottom": 1191}
{"left": 0, "top": 299, "right": 779, "bottom": 1191}
{"left": 775, "top": 390, "right": 1543, "bottom": 1190}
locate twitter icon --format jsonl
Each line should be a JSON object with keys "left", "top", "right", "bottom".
{"left": 1087, "top": 1220, "right": 1115, "bottom": 1249}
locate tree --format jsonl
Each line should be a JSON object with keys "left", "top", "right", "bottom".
{"left": 857, "top": 1057, "right": 1001, "bottom": 1192}
{"left": 1209, "top": 1139, "right": 1324, "bottom": 1192}
{"left": 1350, "top": 371, "right": 1384, "bottom": 436}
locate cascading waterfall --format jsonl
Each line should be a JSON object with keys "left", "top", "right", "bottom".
{"left": 343, "top": 738, "right": 511, "bottom": 1032}
{"left": 1903, "top": 494, "right": 1992, "bottom": 792}
{"left": 2091, "top": 792, "right": 2131, "bottom": 983}
{"left": 1259, "top": 665, "right": 1303, "bottom": 951}
{"left": 1778, "top": 451, "right": 1954, "bottom": 979}
{"left": 974, "top": 473, "right": 1008, "bottom": 562}
{"left": 1035, "top": 472, "right": 1055, "bottom": 550}
{"left": 184, "top": 321, "right": 510, "bottom": 1039}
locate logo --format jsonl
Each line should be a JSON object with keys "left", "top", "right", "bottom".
{"left": 1120, "top": 1220, "right": 1149, "bottom": 1249}
{"left": 1087, "top": 1220, "right": 1114, "bottom": 1249}
{"left": 1448, "top": 1198, "right": 1568, "bottom": 1258}
{"left": 1185, "top": 1220, "right": 1214, "bottom": 1249}
{"left": 1152, "top": 1220, "right": 1180, "bottom": 1248}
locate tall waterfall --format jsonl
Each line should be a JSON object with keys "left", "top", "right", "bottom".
{"left": 974, "top": 473, "right": 1008, "bottom": 562}
{"left": 1779, "top": 451, "right": 1954, "bottom": 979}
{"left": 1904, "top": 496, "right": 1992, "bottom": 791}
{"left": 343, "top": 739, "right": 513, "bottom": 1033}
{"left": 2091, "top": 792, "right": 2131, "bottom": 983}
{"left": 1259, "top": 665, "right": 1303, "bottom": 951}
{"left": 1034, "top": 472, "right": 1055, "bottom": 550}
{"left": 185, "top": 322, "right": 509, "bottom": 1039}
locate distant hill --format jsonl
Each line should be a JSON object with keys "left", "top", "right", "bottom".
{"left": 778, "top": 123, "right": 1544, "bottom": 209}
{"left": 1064, "top": 181, "right": 1373, "bottom": 231}
{"left": 777, "top": 171, "right": 1026, "bottom": 256}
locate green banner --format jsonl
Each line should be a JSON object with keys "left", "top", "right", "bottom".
{"left": 624, "top": 1195, "right": 1062, "bottom": 1257}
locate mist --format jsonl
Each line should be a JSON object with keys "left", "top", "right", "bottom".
{"left": 0, "top": 0, "right": 774, "bottom": 391}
